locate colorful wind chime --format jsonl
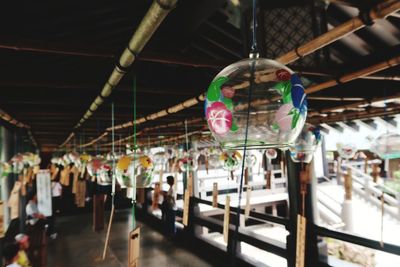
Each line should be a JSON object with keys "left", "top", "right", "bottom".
{"left": 204, "top": 0, "right": 307, "bottom": 265}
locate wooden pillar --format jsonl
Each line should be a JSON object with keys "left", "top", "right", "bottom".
{"left": 342, "top": 168, "right": 354, "bottom": 231}
{"left": 344, "top": 169, "right": 352, "bottom": 200}
{"left": 93, "top": 194, "right": 105, "bottom": 232}
{"left": 286, "top": 151, "right": 319, "bottom": 267}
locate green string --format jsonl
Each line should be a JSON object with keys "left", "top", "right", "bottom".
{"left": 111, "top": 102, "right": 116, "bottom": 205}
{"left": 132, "top": 75, "right": 137, "bottom": 229}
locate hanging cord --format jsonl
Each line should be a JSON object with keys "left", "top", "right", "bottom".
{"left": 250, "top": 0, "right": 258, "bottom": 54}
{"left": 101, "top": 102, "right": 116, "bottom": 261}
{"left": 184, "top": 119, "right": 190, "bottom": 189}
{"left": 231, "top": 1, "right": 258, "bottom": 264}
{"left": 111, "top": 102, "right": 116, "bottom": 204}
{"left": 185, "top": 119, "right": 189, "bottom": 151}
{"left": 132, "top": 75, "right": 137, "bottom": 229}
{"left": 380, "top": 88, "right": 388, "bottom": 248}
{"left": 380, "top": 191, "right": 385, "bottom": 248}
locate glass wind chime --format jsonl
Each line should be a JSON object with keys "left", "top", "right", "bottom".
{"left": 203, "top": 0, "right": 316, "bottom": 265}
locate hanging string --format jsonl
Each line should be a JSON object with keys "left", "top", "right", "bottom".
{"left": 118, "top": 134, "right": 121, "bottom": 155}
{"left": 111, "top": 102, "right": 116, "bottom": 204}
{"left": 184, "top": 119, "right": 189, "bottom": 191}
{"left": 132, "top": 75, "right": 137, "bottom": 229}
{"left": 185, "top": 119, "right": 189, "bottom": 152}
{"left": 231, "top": 1, "right": 258, "bottom": 265}
{"left": 251, "top": 0, "right": 258, "bottom": 54}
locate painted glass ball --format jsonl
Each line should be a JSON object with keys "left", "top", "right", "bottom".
{"left": 116, "top": 155, "right": 154, "bottom": 188}
{"left": 290, "top": 124, "right": 321, "bottom": 163}
{"left": 205, "top": 58, "right": 307, "bottom": 150}
{"left": 337, "top": 143, "right": 357, "bottom": 160}
{"left": 371, "top": 133, "right": 400, "bottom": 160}
{"left": 219, "top": 151, "right": 242, "bottom": 171}
{"left": 265, "top": 149, "right": 278, "bottom": 159}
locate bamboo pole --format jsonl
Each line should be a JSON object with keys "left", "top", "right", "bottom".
{"left": 277, "top": 0, "right": 400, "bottom": 64}
{"left": 0, "top": 108, "right": 30, "bottom": 128}
{"left": 309, "top": 106, "right": 400, "bottom": 125}
{"left": 306, "top": 55, "right": 400, "bottom": 94}
{"left": 59, "top": 0, "right": 177, "bottom": 147}
{"left": 309, "top": 93, "right": 400, "bottom": 116}
{"left": 102, "top": 205, "right": 115, "bottom": 260}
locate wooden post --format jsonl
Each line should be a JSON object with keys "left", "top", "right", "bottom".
{"left": 93, "top": 194, "right": 105, "bottom": 232}
{"left": 344, "top": 169, "right": 352, "bottom": 200}
{"left": 286, "top": 151, "right": 319, "bottom": 267}
{"left": 223, "top": 195, "right": 230, "bottom": 243}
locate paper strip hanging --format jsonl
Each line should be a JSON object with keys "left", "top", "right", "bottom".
{"left": 8, "top": 181, "right": 21, "bottom": 220}
{"left": 265, "top": 170, "right": 271, "bottom": 190}
{"left": 188, "top": 172, "right": 193, "bottom": 197}
{"left": 72, "top": 166, "right": 79, "bottom": 194}
{"left": 37, "top": 170, "right": 52, "bottom": 217}
{"left": 245, "top": 187, "right": 251, "bottom": 218}
{"left": 76, "top": 180, "right": 86, "bottom": 208}
{"left": 212, "top": 183, "right": 218, "bottom": 208}
{"left": 137, "top": 188, "right": 145, "bottom": 204}
{"left": 0, "top": 201, "right": 4, "bottom": 238}
{"left": 183, "top": 189, "right": 190, "bottom": 226}
{"left": 223, "top": 195, "right": 230, "bottom": 243}
{"left": 128, "top": 227, "right": 141, "bottom": 267}
{"left": 19, "top": 174, "right": 26, "bottom": 196}
{"left": 295, "top": 214, "right": 306, "bottom": 267}
{"left": 158, "top": 167, "right": 164, "bottom": 185}
{"left": 244, "top": 168, "right": 249, "bottom": 186}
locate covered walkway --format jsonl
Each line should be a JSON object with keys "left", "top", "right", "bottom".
{"left": 48, "top": 210, "right": 214, "bottom": 267}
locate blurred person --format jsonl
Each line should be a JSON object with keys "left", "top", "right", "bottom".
{"left": 3, "top": 242, "right": 21, "bottom": 267}
{"left": 163, "top": 176, "right": 177, "bottom": 237}
{"left": 14, "top": 234, "right": 31, "bottom": 267}
{"left": 51, "top": 179, "right": 62, "bottom": 214}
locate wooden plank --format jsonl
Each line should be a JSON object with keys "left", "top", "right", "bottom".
{"left": 188, "top": 172, "right": 193, "bottom": 197}
{"left": 245, "top": 187, "right": 251, "bottom": 219}
{"left": 37, "top": 170, "right": 52, "bottom": 217}
{"left": 223, "top": 195, "right": 230, "bottom": 243}
{"left": 212, "top": 182, "right": 218, "bottom": 208}
{"left": 183, "top": 189, "right": 190, "bottom": 226}
{"left": 128, "top": 227, "right": 141, "bottom": 267}
{"left": 0, "top": 201, "right": 4, "bottom": 238}
{"left": 8, "top": 181, "right": 21, "bottom": 220}
{"left": 295, "top": 215, "right": 306, "bottom": 267}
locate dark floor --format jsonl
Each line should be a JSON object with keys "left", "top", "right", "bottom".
{"left": 47, "top": 209, "right": 214, "bottom": 267}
